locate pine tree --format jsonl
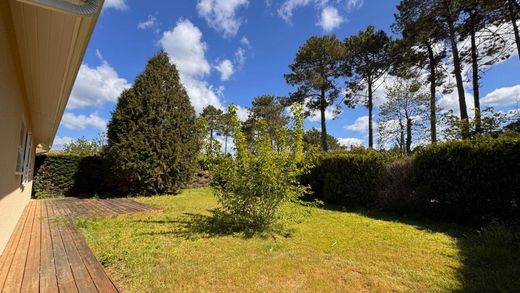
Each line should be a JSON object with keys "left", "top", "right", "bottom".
{"left": 285, "top": 35, "right": 346, "bottom": 151}
{"left": 344, "top": 26, "right": 392, "bottom": 148}
{"left": 242, "top": 95, "right": 288, "bottom": 149}
{"left": 104, "top": 51, "right": 199, "bottom": 196}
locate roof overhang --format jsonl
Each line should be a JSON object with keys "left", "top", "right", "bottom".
{"left": 9, "top": 0, "right": 103, "bottom": 150}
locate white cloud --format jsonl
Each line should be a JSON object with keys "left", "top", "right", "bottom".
{"left": 240, "top": 36, "right": 251, "bottom": 48}
{"left": 160, "top": 19, "right": 223, "bottom": 113}
{"left": 67, "top": 58, "right": 131, "bottom": 109}
{"left": 338, "top": 137, "right": 363, "bottom": 148}
{"left": 138, "top": 15, "right": 157, "bottom": 30}
{"left": 278, "top": 0, "right": 312, "bottom": 23}
{"left": 236, "top": 105, "right": 250, "bottom": 121}
{"left": 103, "top": 0, "right": 128, "bottom": 11}
{"left": 197, "top": 0, "right": 249, "bottom": 37}
{"left": 160, "top": 20, "right": 211, "bottom": 78}
{"left": 61, "top": 112, "right": 107, "bottom": 131}
{"left": 182, "top": 78, "right": 223, "bottom": 113}
{"left": 317, "top": 6, "right": 344, "bottom": 31}
{"left": 345, "top": 115, "right": 372, "bottom": 133}
{"left": 346, "top": 0, "right": 364, "bottom": 11}
{"left": 53, "top": 136, "right": 74, "bottom": 148}
{"left": 481, "top": 84, "right": 520, "bottom": 107}
{"left": 216, "top": 59, "right": 235, "bottom": 81}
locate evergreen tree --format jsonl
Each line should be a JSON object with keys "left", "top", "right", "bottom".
{"left": 393, "top": 0, "right": 447, "bottom": 143}
{"left": 104, "top": 51, "right": 199, "bottom": 195}
{"left": 201, "top": 105, "right": 224, "bottom": 154}
{"left": 285, "top": 35, "right": 346, "bottom": 151}
{"left": 344, "top": 26, "right": 392, "bottom": 148}
{"left": 242, "top": 95, "right": 288, "bottom": 149}
{"left": 303, "top": 128, "right": 342, "bottom": 151}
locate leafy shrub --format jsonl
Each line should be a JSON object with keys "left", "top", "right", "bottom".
{"left": 303, "top": 150, "right": 392, "bottom": 207}
{"left": 412, "top": 134, "right": 520, "bottom": 224}
{"left": 33, "top": 154, "right": 106, "bottom": 197}
{"left": 378, "top": 158, "right": 418, "bottom": 213}
{"left": 210, "top": 104, "right": 309, "bottom": 230}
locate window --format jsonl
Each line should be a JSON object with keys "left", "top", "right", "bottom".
{"left": 15, "top": 123, "right": 27, "bottom": 174}
{"left": 15, "top": 122, "right": 34, "bottom": 186}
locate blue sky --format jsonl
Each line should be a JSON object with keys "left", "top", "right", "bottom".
{"left": 54, "top": 0, "right": 520, "bottom": 149}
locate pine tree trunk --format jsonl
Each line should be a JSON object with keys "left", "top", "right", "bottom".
{"left": 426, "top": 43, "right": 437, "bottom": 144}
{"left": 444, "top": 0, "right": 470, "bottom": 138}
{"left": 508, "top": 0, "right": 520, "bottom": 61}
{"left": 406, "top": 118, "right": 412, "bottom": 155}
{"left": 224, "top": 135, "right": 228, "bottom": 155}
{"left": 320, "top": 88, "right": 328, "bottom": 152}
{"left": 368, "top": 77, "right": 374, "bottom": 149}
{"left": 399, "top": 119, "right": 405, "bottom": 154}
{"left": 470, "top": 21, "right": 482, "bottom": 133}
{"left": 209, "top": 129, "right": 213, "bottom": 153}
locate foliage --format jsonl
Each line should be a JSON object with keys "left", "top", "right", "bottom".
{"left": 412, "top": 134, "right": 520, "bottom": 224}
{"left": 302, "top": 150, "right": 393, "bottom": 207}
{"left": 200, "top": 105, "right": 224, "bottom": 155}
{"left": 104, "top": 51, "right": 199, "bottom": 196}
{"left": 344, "top": 25, "right": 392, "bottom": 148}
{"left": 285, "top": 35, "right": 346, "bottom": 151}
{"left": 242, "top": 95, "right": 288, "bottom": 149}
{"left": 33, "top": 154, "right": 106, "bottom": 197}
{"left": 378, "top": 76, "right": 429, "bottom": 153}
{"left": 210, "top": 104, "right": 309, "bottom": 230}
{"left": 303, "top": 128, "right": 343, "bottom": 151}
{"left": 440, "top": 107, "right": 508, "bottom": 140}
{"left": 62, "top": 135, "right": 105, "bottom": 156}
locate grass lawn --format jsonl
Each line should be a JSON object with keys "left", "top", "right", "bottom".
{"left": 77, "top": 188, "right": 520, "bottom": 292}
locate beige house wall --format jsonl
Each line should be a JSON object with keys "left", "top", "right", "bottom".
{"left": 0, "top": 2, "right": 34, "bottom": 254}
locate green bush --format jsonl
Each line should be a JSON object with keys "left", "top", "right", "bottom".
{"left": 412, "top": 135, "right": 520, "bottom": 224}
{"left": 33, "top": 154, "right": 106, "bottom": 197}
{"left": 303, "top": 150, "right": 392, "bottom": 207}
{"left": 377, "top": 158, "right": 418, "bottom": 213}
{"left": 210, "top": 104, "right": 309, "bottom": 231}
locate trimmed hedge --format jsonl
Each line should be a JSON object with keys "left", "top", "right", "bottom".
{"left": 33, "top": 154, "right": 106, "bottom": 197}
{"left": 411, "top": 135, "right": 520, "bottom": 224}
{"left": 302, "top": 151, "right": 393, "bottom": 207}
{"left": 304, "top": 134, "right": 520, "bottom": 225}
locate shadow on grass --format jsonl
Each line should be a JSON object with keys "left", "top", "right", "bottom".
{"left": 134, "top": 209, "right": 295, "bottom": 240}
{"left": 318, "top": 203, "right": 520, "bottom": 292}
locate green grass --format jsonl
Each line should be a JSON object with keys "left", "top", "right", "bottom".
{"left": 76, "top": 188, "right": 520, "bottom": 292}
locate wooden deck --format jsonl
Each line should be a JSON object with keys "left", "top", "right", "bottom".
{"left": 0, "top": 198, "right": 160, "bottom": 292}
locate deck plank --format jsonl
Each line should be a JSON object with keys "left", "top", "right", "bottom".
{"left": 39, "top": 201, "right": 59, "bottom": 293}
{"left": 0, "top": 197, "right": 159, "bottom": 293}
{"left": 20, "top": 201, "right": 42, "bottom": 292}
{"left": 2, "top": 202, "right": 36, "bottom": 292}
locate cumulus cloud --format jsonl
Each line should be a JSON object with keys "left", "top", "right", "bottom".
{"left": 160, "top": 20, "right": 211, "bottom": 78}
{"left": 307, "top": 106, "right": 339, "bottom": 122}
{"left": 236, "top": 105, "right": 250, "bottom": 121}
{"left": 481, "top": 84, "right": 520, "bottom": 107}
{"left": 337, "top": 137, "right": 363, "bottom": 148}
{"left": 216, "top": 59, "right": 235, "bottom": 81}
{"left": 278, "top": 0, "right": 361, "bottom": 28}
{"left": 160, "top": 19, "right": 223, "bottom": 113}
{"left": 61, "top": 112, "right": 107, "bottom": 131}
{"left": 317, "top": 6, "right": 344, "bottom": 31}
{"left": 138, "top": 15, "right": 157, "bottom": 30}
{"left": 344, "top": 115, "right": 373, "bottom": 133}
{"left": 103, "top": 0, "right": 128, "bottom": 11}
{"left": 67, "top": 55, "right": 131, "bottom": 109}
{"left": 197, "top": 0, "right": 249, "bottom": 37}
